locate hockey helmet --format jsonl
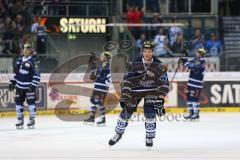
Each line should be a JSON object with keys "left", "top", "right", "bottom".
{"left": 24, "top": 43, "right": 31, "bottom": 49}
{"left": 197, "top": 48, "right": 206, "bottom": 56}
{"left": 102, "top": 51, "right": 112, "bottom": 60}
{"left": 143, "top": 40, "right": 155, "bottom": 49}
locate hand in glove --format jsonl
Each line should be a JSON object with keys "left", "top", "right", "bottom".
{"left": 28, "top": 85, "right": 36, "bottom": 92}
{"left": 153, "top": 98, "right": 165, "bottom": 117}
{"left": 145, "top": 97, "right": 165, "bottom": 117}
{"left": 120, "top": 92, "right": 137, "bottom": 113}
{"left": 9, "top": 80, "right": 16, "bottom": 91}
{"left": 178, "top": 58, "right": 187, "bottom": 65}
{"left": 90, "top": 70, "right": 97, "bottom": 80}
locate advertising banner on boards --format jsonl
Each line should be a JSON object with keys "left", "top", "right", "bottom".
{"left": 177, "top": 81, "right": 240, "bottom": 107}
{"left": 0, "top": 83, "right": 47, "bottom": 111}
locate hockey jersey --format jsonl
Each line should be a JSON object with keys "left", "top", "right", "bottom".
{"left": 11, "top": 56, "right": 41, "bottom": 89}
{"left": 183, "top": 58, "right": 205, "bottom": 89}
{"left": 93, "top": 62, "right": 111, "bottom": 93}
{"left": 124, "top": 56, "right": 169, "bottom": 97}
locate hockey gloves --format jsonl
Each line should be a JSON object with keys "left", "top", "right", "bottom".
{"left": 120, "top": 80, "right": 137, "bottom": 113}
{"left": 9, "top": 80, "right": 16, "bottom": 91}
{"left": 178, "top": 58, "right": 187, "bottom": 65}
{"left": 153, "top": 98, "right": 165, "bottom": 117}
{"left": 28, "top": 85, "right": 36, "bottom": 92}
{"left": 145, "top": 97, "right": 165, "bottom": 117}
{"left": 90, "top": 69, "right": 97, "bottom": 80}
{"left": 120, "top": 90, "right": 137, "bottom": 113}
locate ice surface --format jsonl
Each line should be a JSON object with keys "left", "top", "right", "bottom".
{"left": 0, "top": 113, "right": 240, "bottom": 160}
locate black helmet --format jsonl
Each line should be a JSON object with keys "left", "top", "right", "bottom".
{"left": 143, "top": 40, "right": 155, "bottom": 49}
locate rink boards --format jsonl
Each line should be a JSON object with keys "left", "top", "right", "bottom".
{"left": 0, "top": 72, "right": 240, "bottom": 117}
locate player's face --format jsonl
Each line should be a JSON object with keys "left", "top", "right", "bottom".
{"left": 143, "top": 48, "right": 153, "bottom": 61}
{"left": 23, "top": 48, "right": 31, "bottom": 57}
{"left": 100, "top": 54, "right": 107, "bottom": 62}
{"left": 196, "top": 52, "right": 202, "bottom": 58}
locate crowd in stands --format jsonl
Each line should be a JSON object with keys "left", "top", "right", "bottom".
{"left": 123, "top": 1, "right": 223, "bottom": 57}
{"left": 0, "top": 0, "right": 48, "bottom": 55}
{"left": 0, "top": 0, "right": 32, "bottom": 55}
{"left": 0, "top": 0, "right": 223, "bottom": 58}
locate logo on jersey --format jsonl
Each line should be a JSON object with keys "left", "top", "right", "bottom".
{"left": 25, "top": 63, "right": 30, "bottom": 67}
{"left": 35, "top": 63, "right": 39, "bottom": 69}
{"left": 158, "top": 63, "right": 167, "bottom": 72}
{"left": 160, "top": 74, "right": 168, "bottom": 83}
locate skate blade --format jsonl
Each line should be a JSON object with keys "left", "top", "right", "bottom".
{"left": 189, "top": 118, "right": 200, "bottom": 122}
{"left": 16, "top": 126, "right": 24, "bottom": 130}
{"left": 97, "top": 123, "right": 106, "bottom": 127}
{"left": 83, "top": 121, "right": 95, "bottom": 126}
{"left": 27, "top": 126, "right": 35, "bottom": 129}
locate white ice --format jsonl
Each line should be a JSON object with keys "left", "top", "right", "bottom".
{"left": 0, "top": 113, "right": 240, "bottom": 160}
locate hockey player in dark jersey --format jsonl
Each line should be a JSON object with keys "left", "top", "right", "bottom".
{"left": 9, "top": 43, "right": 41, "bottom": 129}
{"left": 108, "top": 41, "right": 169, "bottom": 148}
{"left": 178, "top": 48, "right": 206, "bottom": 120}
{"left": 84, "top": 51, "right": 112, "bottom": 126}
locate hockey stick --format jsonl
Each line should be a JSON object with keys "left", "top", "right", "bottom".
{"left": 169, "top": 63, "right": 180, "bottom": 92}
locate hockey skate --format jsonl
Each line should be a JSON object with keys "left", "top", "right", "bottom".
{"left": 190, "top": 114, "right": 200, "bottom": 120}
{"left": 83, "top": 115, "right": 95, "bottom": 126}
{"left": 27, "top": 119, "right": 35, "bottom": 129}
{"left": 96, "top": 117, "right": 106, "bottom": 127}
{"left": 183, "top": 110, "right": 193, "bottom": 120}
{"left": 16, "top": 117, "right": 24, "bottom": 129}
{"left": 108, "top": 134, "right": 122, "bottom": 146}
{"left": 183, "top": 114, "right": 193, "bottom": 120}
{"left": 146, "top": 138, "right": 153, "bottom": 149}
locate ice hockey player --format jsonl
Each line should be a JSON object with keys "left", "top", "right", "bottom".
{"left": 108, "top": 41, "right": 169, "bottom": 148}
{"left": 84, "top": 51, "right": 112, "bottom": 126}
{"left": 178, "top": 48, "right": 206, "bottom": 120}
{"left": 9, "top": 43, "right": 41, "bottom": 129}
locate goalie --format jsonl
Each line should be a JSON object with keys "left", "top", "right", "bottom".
{"left": 108, "top": 41, "right": 169, "bottom": 148}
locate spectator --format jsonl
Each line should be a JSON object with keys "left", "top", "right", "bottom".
{"left": 31, "top": 16, "right": 40, "bottom": 52}
{"left": 12, "top": 14, "right": 25, "bottom": 53}
{"left": 171, "top": 33, "right": 183, "bottom": 53}
{"left": 0, "top": 1, "right": 7, "bottom": 18}
{"left": 135, "top": 33, "right": 146, "bottom": 52}
{"left": 31, "top": 16, "right": 39, "bottom": 33}
{"left": 0, "top": 17, "right": 5, "bottom": 52}
{"left": 205, "top": 33, "right": 223, "bottom": 56}
{"left": 1, "top": 17, "right": 15, "bottom": 54}
{"left": 35, "top": 19, "right": 47, "bottom": 54}
{"left": 188, "top": 29, "right": 205, "bottom": 56}
{"left": 150, "top": 13, "right": 163, "bottom": 37}
{"left": 154, "top": 28, "right": 173, "bottom": 57}
{"left": 169, "top": 18, "right": 183, "bottom": 52}
{"left": 0, "top": 17, "right": 4, "bottom": 34}
{"left": 11, "top": 0, "right": 25, "bottom": 17}
{"left": 127, "top": 5, "right": 144, "bottom": 39}
{"left": 15, "top": 14, "right": 25, "bottom": 36}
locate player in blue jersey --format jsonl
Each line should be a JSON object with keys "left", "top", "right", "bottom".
{"left": 108, "top": 41, "right": 169, "bottom": 148}
{"left": 84, "top": 51, "right": 112, "bottom": 126}
{"left": 178, "top": 48, "right": 206, "bottom": 120}
{"left": 9, "top": 43, "right": 41, "bottom": 129}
